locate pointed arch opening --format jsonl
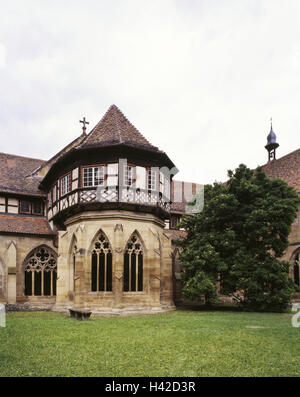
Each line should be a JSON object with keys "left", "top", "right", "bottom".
{"left": 23, "top": 246, "right": 57, "bottom": 296}
{"left": 91, "top": 231, "right": 113, "bottom": 292}
{"left": 293, "top": 249, "right": 300, "bottom": 287}
{"left": 124, "top": 232, "right": 144, "bottom": 292}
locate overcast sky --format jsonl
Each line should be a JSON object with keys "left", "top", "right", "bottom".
{"left": 0, "top": 0, "right": 299, "bottom": 184}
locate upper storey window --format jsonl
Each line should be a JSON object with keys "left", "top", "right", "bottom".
{"left": 148, "top": 169, "right": 157, "bottom": 191}
{"left": 124, "top": 165, "right": 134, "bottom": 186}
{"left": 20, "top": 200, "right": 31, "bottom": 214}
{"left": 83, "top": 166, "right": 105, "bottom": 187}
{"left": 60, "top": 173, "right": 71, "bottom": 196}
{"left": 20, "top": 200, "right": 43, "bottom": 215}
{"left": 32, "top": 201, "right": 42, "bottom": 215}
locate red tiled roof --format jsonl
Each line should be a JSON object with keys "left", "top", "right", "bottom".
{"left": 164, "top": 229, "right": 187, "bottom": 241}
{"left": 0, "top": 214, "right": 53, "bottom": 235}
{"left": 79, "top": 105, "right": 161, "bottom": 152}
{"left": 0, "top": 153, "right": 46, "bottom": 196}
{"left": 262, "top": 148, "right": 300, "bottom": 193}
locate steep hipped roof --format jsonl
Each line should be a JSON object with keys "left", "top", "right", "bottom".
{"left": 262, "top": 148, "right": 300, "bottom": 194}
{"left": 0, "top": 153, "right": 46, "bottom": 196}
{"left": 79, "top": 105, "right": 161, "bottom": 152}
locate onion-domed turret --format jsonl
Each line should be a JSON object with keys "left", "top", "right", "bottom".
{"left": 265, "top": 119, "right": 279, "bottom": 161}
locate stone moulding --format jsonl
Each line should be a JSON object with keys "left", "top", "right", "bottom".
{"left": 64, "top": 210, "right": 165, "bottom": 228}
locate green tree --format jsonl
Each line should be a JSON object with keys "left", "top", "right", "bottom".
{"left": 177, "top": 164, "right": 299, "bottom": 311}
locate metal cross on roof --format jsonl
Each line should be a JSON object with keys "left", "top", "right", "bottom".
{"left": 79, "top": 117, "right": 89, "bottom": 135}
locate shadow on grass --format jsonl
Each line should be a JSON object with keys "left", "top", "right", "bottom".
{"left": 175, "top": 303, "right": 292, "bottom": 314}
{"left": 175, "top": 303, "right": 241, "bottom": 312}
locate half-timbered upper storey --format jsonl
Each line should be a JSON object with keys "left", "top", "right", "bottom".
{"left": 0, "top": 105, "right": 185, "bottom": 237}
{"left": 38, "top": 105, "right": 178, "bottom": 225}
{"left": 0, "top": 153, "right": 52, "bottom": 237}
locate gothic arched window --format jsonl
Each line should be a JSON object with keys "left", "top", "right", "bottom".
{"left": 72, "top": 242, "right": 77, "bottom": 292}
{"left": 91, "top": 232, "right": 112, "bottom": 292}
{"left": 24, "top": 246, "right": 57, "bottom": 296}
{"left": 124, "top": 233, "right": 143, "bottom": 292}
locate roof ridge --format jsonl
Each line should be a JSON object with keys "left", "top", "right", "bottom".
{"left": 263, "top": 147, "right": 300, "bottom": 167}
{"left": 112, "top": 104, "right": 123, "bottom": 143}
{"left": 0, "top": 152, "right": 45, "bottom": 162}
{"left": 78, "top": 104, "right": 160, "bottom": 151}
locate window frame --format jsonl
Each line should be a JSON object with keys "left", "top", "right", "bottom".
{"left": 123, "top": 234, "right": 143, "bottom": 292}
{"left": 147, "top": 168, "right": 157, "bottom": 191}
{"left": 51, "top": 183, "right": 58, "bottom": 204}
{"left": 24, "top": 246, "right": 57, "bottom": 297}
{"left": 60, "top": 172, "right": 71, "bottom": 197}
{"left": 32, "top": 200, "right": 43, "bottom": 215}
{"left": 91, "top": 232, "right": 113, "bottom": 292}
{"left": 19, "top": 199, "right": 43, "bottom": 215}
{"left": 19, "top": 200, "right": 31, "bottom": 214}
{"left": 81, "top": 164, "right": 106, "bottom": 188}
{"left": 124, "top": 164, "right": 136, "bottom": 187}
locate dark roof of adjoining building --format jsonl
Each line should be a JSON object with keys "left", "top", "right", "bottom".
{"left": 262, "top": 148, "right": 300, "bottom": 194}
{"left": 0, "top": 213, "right": 53, "bottom": 235}
{"left": 0, "top": 153, "right": 46, "bottom": 196}
{"left": 164, "top": 229, "right": 187, "bottom": 242}
{"left": 79, "top": 104, "right": 162, "bottom": 153}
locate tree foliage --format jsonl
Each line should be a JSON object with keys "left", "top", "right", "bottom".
{"left": 177, "top": 164, "right": 299, "bottom": 311}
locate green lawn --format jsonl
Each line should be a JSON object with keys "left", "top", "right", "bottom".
{"left": 0, "top": 309, "right": 299, "bottom": 377}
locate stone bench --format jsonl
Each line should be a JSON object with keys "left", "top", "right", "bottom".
{"left": 69, "top": 308, "right": 92, "bottom": 321}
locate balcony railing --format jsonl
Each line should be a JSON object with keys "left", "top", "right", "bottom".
{"left": 48, "top": 186, "right": 171, "bottom": 220}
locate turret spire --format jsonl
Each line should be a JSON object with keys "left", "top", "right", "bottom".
{"left": 265, "top": 118, "right": 279, "bottom": 162}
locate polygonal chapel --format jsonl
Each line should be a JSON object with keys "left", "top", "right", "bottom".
{"left": 0, "top": 105, "right": 201, "bottom": 313}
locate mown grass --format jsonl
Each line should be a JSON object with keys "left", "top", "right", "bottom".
{"left": 0, "top": 310, "right": 299, "bottom": 377}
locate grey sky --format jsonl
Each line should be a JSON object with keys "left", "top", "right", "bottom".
{"left": 0, "top": 0, "right": 299, "bottom": 184}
